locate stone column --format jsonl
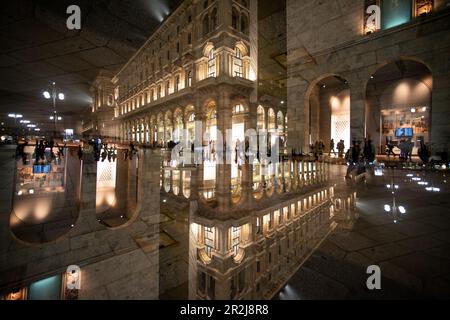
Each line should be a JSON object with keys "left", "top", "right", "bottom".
{"left": 127, "top": 155, "right": 138, "bottom": 213}
{"left": 216, "top": 88, "right": 232, "bottom": 211}
{"left": 0, "top": 146, "right": 16, "bottom": 255}
{"left": 116, "top": 149, "right": 128, "bottom": 216}
{"left": 74, "top": 150, "right": 102, "bottom": 234}
{"left": 287, "top": 83, "right": 309, "bottom": 153}
{"left": 349, "top": 78, "right": 365, "bottom": 144}
{"left": 430, "top": 69, "right": 450, "bottom": 156}
{"left": 241, "top": 103, "right": 257, "bottom": 208}
{"left": 136, "top": 148, "right": 161, "bottom": 221}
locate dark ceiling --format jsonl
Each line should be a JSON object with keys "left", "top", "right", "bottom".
{"left": 0, "top": 0, "right": 181, "bottom": 129}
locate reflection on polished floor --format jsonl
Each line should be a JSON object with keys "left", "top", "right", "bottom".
{"left": 278, "top": 168, "right": 450, "bottom": 299}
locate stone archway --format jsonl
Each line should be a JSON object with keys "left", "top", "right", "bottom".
{"left": 365, "top": 59, "right": 432, "bottom": 155}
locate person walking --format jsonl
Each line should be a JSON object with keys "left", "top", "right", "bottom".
{"left": 329, "top": 138, "right": 336, "bottom": 157}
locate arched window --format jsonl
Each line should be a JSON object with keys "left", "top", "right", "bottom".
{"left": 268, "top": 108, "right": 276, "bottom": 130}
{"left": 277, "top": 111, "right": 284, "bottom": 131}
{"left": 211, "top": 8, "right": 218, "bottom": 30}
{"left": 175, "top": 75, "right": 180, "bottom": 92}
{"left": 241, "top": 14, "right": 249, "bottom": 35}
{"left": 233, "top": 104, "right": 245, "bottom": 114}
{"left": 233, "top": 47, "right": 243, "bottom": 77}
{"left": 208, "top": 49, "right": 216, "bottom": 78}
{"left": 232, "top": 8, "right": 239, "bottom": 30}
{"left": 150, "top": 89, "right": 154, "bottom": 102}
{"left": 187, "top": 71, "right": 192, "bottom": 87}
{"left": 166, "top": 81, "right": 170, "bottom": 96}
{"left": 157, "top": 85, "right": 162, "bottom": 98}
{"left": 203, "top": 0, "right": 209, "bottom": 9}
{"left": 203, "top": 14, "right": 209, "bottom": 36}
{"left": 257, "top": 105, "right": 265, "bottom": 131}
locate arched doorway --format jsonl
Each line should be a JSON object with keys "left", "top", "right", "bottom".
{"left": 365, "top": 59, "right": 432, "bottom": 155}
{"left": 308, "top": 75, "right": 350, "bottom": 153}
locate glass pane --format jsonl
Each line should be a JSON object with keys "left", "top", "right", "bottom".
{"left": 382, "top": 0, "right": 412, "bottom": 29}
{"left": 28, "top": 275, "right": 61, "bottom": 300}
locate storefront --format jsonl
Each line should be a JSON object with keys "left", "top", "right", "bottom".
{"left": 381, "top": 105, "right": 430, "bottom": 153}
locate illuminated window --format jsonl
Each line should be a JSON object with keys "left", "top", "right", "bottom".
{"left": 166, "top": 81, "right": 170, "bottom": 96}
{"left": 204, "top": 227, "right": 214, "bottom": 257}
{"left": 208, "top": 49, "right": 216, "bottom": 78}
{"left": 416, "top": 0, "right": 433, "bottom": 16}
{"left": 233, "top": 104, "right": 245, "bottom": 114}
{"left": 268, "top": 213, "right": 273, "bottom": 229}
{"left": 231, "top": 226, "right": 241, "bottom": 255}
{"left": 381, "top": 0, "right": 412, "bottom": 29}
{"left": 187, "top": 71, "right": 192, "bottom": 87}
{"left": 256, "top": 217, "right": 262, "bottom": 235}
{"left": 257, "top": 105, "right": 265, "bottom": 131}
{"left": 175, "top": 75, "right": 180, "bottom": 92}
{"left": 233, "top": 47, "right": 243, "bottom": 77}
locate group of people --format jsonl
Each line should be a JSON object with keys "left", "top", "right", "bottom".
{"left": 329, "top": 138, "right": 346, "bottom": 158}
{"left": 15, "top": 139, "right": 66, "bottom": 165}
{"left": 33, "top": 140, "right": 65, "bottom": 164}
{"left": 345, "top": 138, "right": 375, "bottom": 179}
{"left": 386, "top": 137, "right": 430, "bottom": 164}
{"left": 77, "top": 138, "right": 119, "bottom": 162}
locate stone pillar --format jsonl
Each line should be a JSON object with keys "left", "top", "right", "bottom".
{"left": 287, "top": 83, "right": 309, "bottom": 153}
{"left": 75, "top": 151, "right": 102, "bottom": 234}
{"left": 136, "top": 148, "right": 161, "bottom": 221}
{"left": 0, "top": 146, "right": 16, "bottom": 255}
{"left": 430, "top": 70, "right": 450, "bottom": 156}
{"left": 116, "top": 149, "right": 128, "bottom": 216}
{"left": 127, "top": 155, "right": 138, "bottom": 213}
{"left": 216, "top": 88, "right": 232, "bottom": 211}
{"left": 349, "top": 78, "right": 365, "bottom": 144}
{"left": 241, "top": 103, "right": 257, "bottom": 208}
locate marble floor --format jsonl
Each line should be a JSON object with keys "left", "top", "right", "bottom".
{"left": 277, "top": 167, "right": 450, "bottom": 299}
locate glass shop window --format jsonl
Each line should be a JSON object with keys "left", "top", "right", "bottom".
{"left": 381, "top": 0, "right": 412, "bottom": 29}
{"left": 28, "top": 275, "right": 62, "bottom": 300}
